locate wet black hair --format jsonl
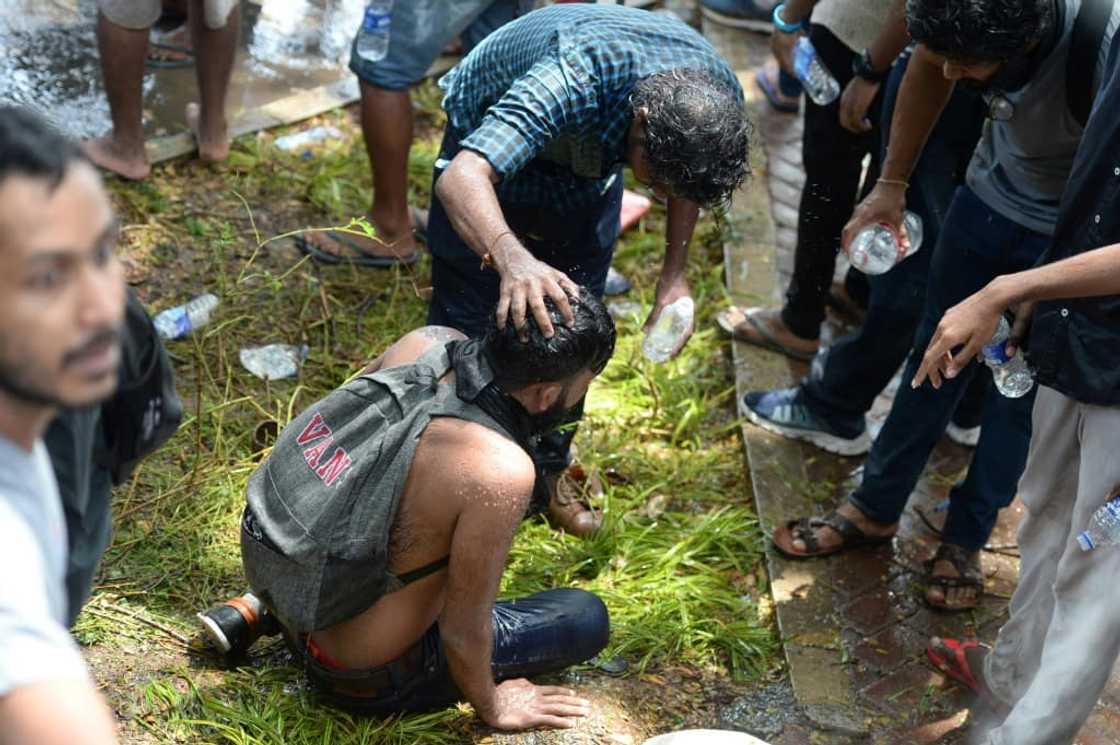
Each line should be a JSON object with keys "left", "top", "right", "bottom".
{"left": 906, "top": 0, "right": 1052, "bottom": 62}
{"left": 629, "top": 69, "right": 751, "bottom": 208}
{"left": 0, "top": 106, "right": 84, "bottom": 191}
{"left": 485, "top": 286, "right": 616, "bottom": 391}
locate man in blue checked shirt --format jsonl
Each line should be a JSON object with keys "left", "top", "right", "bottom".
{"left": 428, "top": 3, "right": 749, "bottom": 535}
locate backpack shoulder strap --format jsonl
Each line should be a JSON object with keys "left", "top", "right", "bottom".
{"left": 1068, "top": 0, "right": 1114, "bottom": 127}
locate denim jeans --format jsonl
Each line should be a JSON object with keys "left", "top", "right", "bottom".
{"left": 303, "top": 589, "right": 610, "bottom": 714}
{"left": 848, "top": 185, "right": 1047, "bottom": 550}
{"left": 801, "top": 49, "right": 987, "bottom": 436}
{"left": 780, "top": 24, "right": 883, "bottom": 340}
{"left": 426, "top": 129, "right": 622, "bottom": 475}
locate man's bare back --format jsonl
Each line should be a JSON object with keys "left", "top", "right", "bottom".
{"left": 309, "top": 326, "right": 537, "bottom": 669}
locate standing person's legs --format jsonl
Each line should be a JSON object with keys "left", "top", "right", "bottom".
{"left": 983, "top": 392, "right": 1120, "bottom": 745}
{"left": 308, "top": 1, "right": 512, "bottom": 261}
{"left": 82, "top": 1, "right": 161, "bottom": 180}
{"left": 184, "top": 0, "right": 239, "bottom": 163}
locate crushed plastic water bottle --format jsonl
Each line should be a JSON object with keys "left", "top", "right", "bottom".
{"left": 981, "top": 316, "right": 1034, "bottom": 398}
{"left": 273, "top": 126, "right": 343, "bottom": 152}
{"left": 153, "top": 293, "right": 219, "bottom": 341}
{"left": 1077, "top": 494, "right": 1120, "bottom": 551}
{"left": 240, "top": 344, "right": 310, "bottom": 381}
{"left": 793, "top": 37, "right": 840, "bottom": 106}
{"left": 642, "top": 297, "right": 694, "bottom": 363}
{"left": 848, "top": 211, "right": 924, "bottom": 275}
{"left": 355, "top": 0, "right": 394, "bottom": 63}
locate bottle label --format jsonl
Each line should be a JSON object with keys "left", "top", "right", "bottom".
{"left": 362, "top": 10, "right": 391, "bottom": 32}
{"left": 982, "top": 340, "right": 1011, "bottom": 365}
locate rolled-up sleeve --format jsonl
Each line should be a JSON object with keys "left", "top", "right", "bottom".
{"left": 458, "top": 55, "right": 595, "bottom": 178}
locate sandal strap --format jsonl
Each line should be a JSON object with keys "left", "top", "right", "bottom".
{"left": 928, "top": 543, "right": 984, "bottom": 587}
{"left": 789, "top": 510, "right": 864, "bottom": 554}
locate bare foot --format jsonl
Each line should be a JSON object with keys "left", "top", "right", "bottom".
{"left": 727, "top": 307, "right": 819, "bottom": 360}
{"left": 302, "top": 214, "right": 419, "bottom": 261}
{"left": 789, "top": 502, "right": 895, "bottom": 553}
{"left": 81, "top": 136, "right": 151, "bottom": 181}
{"left": 185, "top": 102, "right": 231, "bottom": 163}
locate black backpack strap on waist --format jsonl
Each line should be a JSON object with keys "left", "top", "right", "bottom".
{"left": 393, "top": 555, "right": 450, "bottom": 587}
{"left": 1068, "top": 0, "right": 1114, "bottom": 127}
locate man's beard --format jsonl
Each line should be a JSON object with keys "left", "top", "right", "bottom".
{"left": 0, "top": 328, "right": 121, "bottom": 409}
{"left": 529, "top": 386, "right": 580, "bottom": 435}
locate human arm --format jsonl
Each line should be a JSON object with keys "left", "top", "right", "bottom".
{"left": 838, "top": 0, "right": 910, "bottom": 133}
{"left": 0, "top": 680, "right": 118, "bottom": 745}
{"left": 912, "top": 242, "right": 1120, "bottom": 388}
{"left": 643, "top": 197, "right": 698, "bottom": 356}
{"left": 771, "top": 0, "right": 816, "bottom": 73}
{"left": 437, "top": 437, "right": 590, "bottom": 730}
{"left": 841, "top": 44, "right": 955, "bottom": 249}
{"left": 360, "top": 326, "right": 467, "bottom": 375}
{"left": 435, "top": 153, "right": 578, "bottom": 337}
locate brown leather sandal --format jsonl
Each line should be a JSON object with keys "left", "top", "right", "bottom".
{"left": 772, "top": 510, "right": 895, "bottom": 559}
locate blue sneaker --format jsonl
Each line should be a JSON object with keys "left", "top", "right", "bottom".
{"left": 701, "top": 0, "right": 777, "bottom": 32}
{"left": 741, "top": 387, "right": 872, "bottom": 456}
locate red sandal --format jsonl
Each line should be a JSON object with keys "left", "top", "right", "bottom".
{"left": 926, "top": 637, "right": 1009, "bottom": 715}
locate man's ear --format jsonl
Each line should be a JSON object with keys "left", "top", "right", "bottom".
{"left": 522, "top": 381, "right": 564, "bottom": 414}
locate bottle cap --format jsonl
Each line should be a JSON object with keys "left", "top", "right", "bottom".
{"left": 1077, "top": 531, "right": 1095, "bottom": 551}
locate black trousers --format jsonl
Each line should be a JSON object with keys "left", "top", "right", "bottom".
{"left": 781, "top": 24, "right": 883, "bottom": 340}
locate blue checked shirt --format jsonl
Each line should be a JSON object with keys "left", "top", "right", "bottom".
{"left": 438, "top": 4, "right": 742, "bottom": 211}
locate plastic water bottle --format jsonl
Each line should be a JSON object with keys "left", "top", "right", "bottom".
{"left": 1077, "top": 495, "right": 1120, "bottom": 550}
{"left": 355, "top": 0, "right": 394, "bottom": 63}
{"left": 792, "top": 37, "right": 840, "bottom": 106}
{"left": 273, "top": 126, "right": 343, "bottom": 152}
{"left": 643, "top": 297, "right": 694, "bottom": 362}
{"left": 848, "top": 211, "right": 925, "bottom": 275}
{"left": 239, "top": 344, "right": 309, "bottom": 381}
{"left": 981, "top": 316, "right": 1034, "bottom": 398}
{"left": 153, "top": 293, "right": 219, "bottom": 341}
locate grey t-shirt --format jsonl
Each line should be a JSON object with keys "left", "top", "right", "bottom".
{"left": 966, "top": 0, "right": 1120, "bottom": 236}
{"left": 0, "top": 436, "right": 88, "bottom": 696}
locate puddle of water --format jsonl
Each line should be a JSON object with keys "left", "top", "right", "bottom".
{"left": 0, "top": 0, "right": 364, "bottom": 141}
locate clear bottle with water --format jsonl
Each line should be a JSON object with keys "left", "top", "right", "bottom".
{"left": 153, "top": 293, "right": 219, "bottom": 341}
{"left": 792, "top": 37, "right": 840, "bottom": 106}
{"left": 981, "top": 316, "right": 1034, "bottom": 398}
{"left": 643, "top": 297, "right": 694, "bottom": 363}
{"left": 1077, "top": 494, "right": 1120, "bottom": 551}
{"left": 848, "top": 211, "right": 924, "bottom": 275}
{"left": 355, "top": 0, "right": 394, "bottom": 63}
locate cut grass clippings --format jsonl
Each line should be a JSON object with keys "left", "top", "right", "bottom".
{"left": 83, "top": 84, "right": 777, "bottom": 743}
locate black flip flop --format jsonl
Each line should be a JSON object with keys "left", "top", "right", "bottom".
{"left": 294, "top": 232, "right": 420, "bottom": 268}
{"left": 716, "top": 307, "right": 817, "bottom": 362}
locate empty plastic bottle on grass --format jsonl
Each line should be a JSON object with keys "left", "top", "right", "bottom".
{"left": 793, "top": 37, "right": 840, "bottom": 105}
{"left": 273, "top": 126, "right": 343, "bottom": 152}
{"left": 848, "top": 211, "right": 924, "bottom": 275}
{"left": 1077, "top": 495, "right": 1120, "bottom": 551}
{"left": 355, "top": 0, "right": 394, "bottom": 63}
{"left": 154, "top": 293, "right": 218, "bottom": 341}
{"left": 240, "top": 344, "right": 309, "bottom": 381}
{"left": 981, "top": 316, "right": 1034, "bottom": 398}
{"left": 642, "top": 297, "right": 694, "bottom": 363}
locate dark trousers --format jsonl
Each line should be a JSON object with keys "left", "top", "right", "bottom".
{"left": 780, "top": 24, "right": 883, "bottom": 340}
{"left": 426, "top": 134, "right": 622, "bottom": 475}
{"left": 305, "top": 589, "right": 610, "bottom": 714}
{"left": 848, "top": 185, "right": 1047, "bottom": 550}
{"left": 801, "top": 49, "right": 988, "bottom": 436}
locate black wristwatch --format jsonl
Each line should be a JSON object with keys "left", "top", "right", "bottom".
{"left": 852, "top": 49, "right": 889, "bottom": 83}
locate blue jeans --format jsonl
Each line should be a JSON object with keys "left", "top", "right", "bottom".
{"left": 426, "top": 129, "right": 622, "bottom": 476}
{"left": 848, "top": 185, "right": 1046, "bottom": 550}
{"left": 302, "top": 589, "right": 610, "bottom": 714}
{"left": 801, "top": 49, "right": 987, "bottom": 436}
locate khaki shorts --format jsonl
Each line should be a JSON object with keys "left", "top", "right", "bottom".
{"left": 98, "top": 0, "right": 238, "bottom": 30}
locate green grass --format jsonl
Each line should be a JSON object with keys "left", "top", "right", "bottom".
{"left": 84, "top": 87, "right": 777, "bottom": 743}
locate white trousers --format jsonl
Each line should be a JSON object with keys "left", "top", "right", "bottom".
{"left": 983, "top": 386, "right": 1120, "bottom": 745}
